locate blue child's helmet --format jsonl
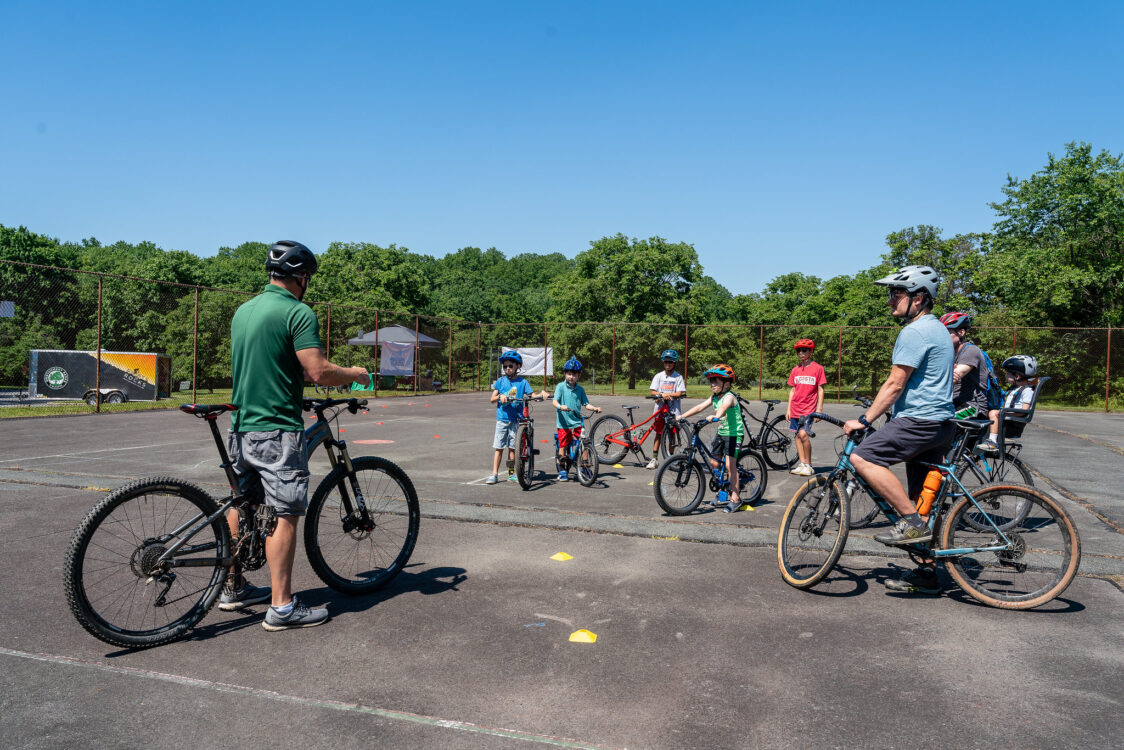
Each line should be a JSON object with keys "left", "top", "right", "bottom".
{"left": 563, "top": 356, "right": 582, "bottom": 373}
{"left": 499, "top": 350, "right": 523, "bottom": 365}
{"left": 660, "top": 349, "right": 679, "bottom": 362}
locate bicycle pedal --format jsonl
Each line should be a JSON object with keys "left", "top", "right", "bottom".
{"left": 532, "top": 449, "right": 540, "bottom": 455}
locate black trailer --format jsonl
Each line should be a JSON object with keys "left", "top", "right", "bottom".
{"left": 28, "top": 350, "right": 172, "bottom": 404}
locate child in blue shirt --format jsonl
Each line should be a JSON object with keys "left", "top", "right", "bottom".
{"left": 551, "top": 356, "right": 602, "bottom": 481}
{"left": 487, "top": 350, "right": 548, "bottom": 484}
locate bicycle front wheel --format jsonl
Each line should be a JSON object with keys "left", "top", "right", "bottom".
{"left": 305, "top": 456, "right": 420, "bottom": 595}
{"left": 654, "top": 455, "right": 705, "bottom": 515}
{"left": 778, "top": 475, "right": 849, "bottom": 588}
{"left": 939, "top": 484, "right": 1080, "bottom": 609}
{"left": 516, "top": 424, "right": 535, "bottom": 489}
{"left": 761, "top": 415, "right": 798, "bottom": 470}
{"left": 590, "top": 414, "right": 629, "bottom": 464}
{"left": 735, "top": 448, "right": 768, "bottom": 505}
{"left": 846, "top": 480, "right": 883, "bottom": 529}
{"left": 576, "top": 439, "right": 599, "bottom": 487}
{"left": 63, "top": 478, "right": 229, "bottom": 649}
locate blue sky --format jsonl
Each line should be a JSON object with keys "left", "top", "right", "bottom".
{"left": 2, "top": 1, "right": 1121, "bottom": 294}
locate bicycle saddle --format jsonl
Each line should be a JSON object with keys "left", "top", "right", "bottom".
{"left": 950, "top": 417, "right": 990, "bottom": 432}
{"left": 622, "top": 405, "right": 638, "bottom": 412}
{"left": 762, "top": 399, "right": 780, "bottom": 405}
{"left": 180, "top": 403, "right": 238, "bottom": 418}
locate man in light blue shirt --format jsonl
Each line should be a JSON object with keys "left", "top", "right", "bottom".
{"left": 843, "top": 265, "right": 955, "bottom": 548}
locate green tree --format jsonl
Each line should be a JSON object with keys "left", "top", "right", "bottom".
{"left": 311, "top": 242, "right": 431, "bottom": 312}
{"left": 982, "top": 141, "right": 1124, "bottom": 326}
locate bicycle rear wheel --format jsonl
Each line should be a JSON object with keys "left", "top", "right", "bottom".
{"left": 761, "top": 415, "right": 798, "bottom": 470}
{"left": 735, "top": 448, "right": 768, "bottom": 505}
{"left": 516, "top": 424, "right": 535, "bottom": 489}
{"left": 659, "top": 422, "right": 687, "bottom": 459}
{"left": 778, "top": 475, "right": 849, "bottom": 588}
{"left": 63, "top": 478, "right": 229, "bottom": 649}
{"left": 939, "top": 484, "right": 1080, "bottom": 609}
{"left": 654, "top": 455, "right": 705, "bottom": 515}
{"left": 304, "top": 456, "right": 420, "bottom": 595}
{"left": 575, "top": 439, "right": 599, "bottom": 487}
{"left": 590, "top": 414, "right": 629, "bottom": 465}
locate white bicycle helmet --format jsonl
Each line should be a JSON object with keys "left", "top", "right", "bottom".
{"left": 874, "top": 265, "right": 940, "bottom": 300}
{"left": 1001, "top": 354, "right": 1038, "bottom": 378}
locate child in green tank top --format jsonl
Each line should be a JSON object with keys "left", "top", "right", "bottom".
{"left": 679, "top": 364, "right": 746, "bottom": 512}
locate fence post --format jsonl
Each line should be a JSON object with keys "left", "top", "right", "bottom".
{"left": 684, "top": 325, "right": 690, "bottom": 384}
{"left": 373, "top": 311, "right": 379, "bottom": 399}
{"left": 192, "top": 287, "right": 199, "bottom": 404}
{"left": 1107, "top": 327, "right": 1113, "bottom": 413}
{"left": 95, "top": 275, "right": 103, "bottom": 413}
{"left": 611, "top": 325, "right": 616, "bottom": 395}
{"left": 758, "top": 325, "right": 764, "bottom": 401}
{"left": 1012, "top": 326, "right": 1018, "bottom": 355}
{"left": 837, "top": 326, "right": 843, "bottom": 403}
{"left": 476, "top": 323, "right": 482, "bottom": 391}
{"left": 413, "top": 314, "right": 419, "bottom": 396}
{"left": 325, "top": 304, "right": 332, "bottom": 360}
{"left": 448, "top": 320, "right": 453, "bottom": 393}
{"left": 543, "top": 323, "right": 549, "bottom": 392}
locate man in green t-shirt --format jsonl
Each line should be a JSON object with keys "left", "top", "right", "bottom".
{"left": 222, "top": 240, "right": 370, "bottom": 631}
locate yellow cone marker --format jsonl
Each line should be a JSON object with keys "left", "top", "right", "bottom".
{"left": 550, "top": 552, "right": 573, "bottom": 561}
{"left": 613, "top": 464, "right": 623, "bottom": 468}
{"left": 648, "top": 481, "right": 654, "bottom": 486}
{"left": 569, "top": 629, "right": 597, "bottom": 643}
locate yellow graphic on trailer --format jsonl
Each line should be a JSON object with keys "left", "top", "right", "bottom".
{"left": 99, "top": 353, "right": 156, "bottom": 385}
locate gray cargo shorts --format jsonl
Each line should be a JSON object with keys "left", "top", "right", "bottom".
{"left": 227, "top": 429, "right": 310, "bottom": 516}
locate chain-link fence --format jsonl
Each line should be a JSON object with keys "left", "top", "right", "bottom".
{"left": 2, "top": 259, "right": 1121, "bottom": 415}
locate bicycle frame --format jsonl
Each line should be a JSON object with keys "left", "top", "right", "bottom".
{"left": 603, "top": 399, "right": 674, "bottom": 449}
{"left": 677, "top": 420, "right": 733, "bottom": 487}
{"left": 828, "top": 424, "right": 1016, "bottom": 558}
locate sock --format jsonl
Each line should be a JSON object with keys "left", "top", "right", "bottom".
{"left": 988, "top": 431, "right": 998, "bottom": 441}
{"left": 903, "top": 512, "right": 926, "bottom": 528}
{"left": 272, "top": 600, "right": 294, "bottom": 615}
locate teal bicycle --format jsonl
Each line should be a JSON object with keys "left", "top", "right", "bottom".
{"left": 777, "top": 413, "right": 1080, "bottom": 610}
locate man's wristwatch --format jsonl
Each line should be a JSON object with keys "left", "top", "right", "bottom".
{"left": 857, "top": 414, "right": 872, "bottom": 428}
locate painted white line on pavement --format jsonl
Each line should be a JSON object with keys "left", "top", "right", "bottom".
{"left": 8, "top": 440, "right": 195, "bottom": 463}
{"left": 0, "top": 646, "right": 619, "bottom": 750}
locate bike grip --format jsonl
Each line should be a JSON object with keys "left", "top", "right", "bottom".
{"left": 809, "top": 411, "right": 845, "bottom": 428}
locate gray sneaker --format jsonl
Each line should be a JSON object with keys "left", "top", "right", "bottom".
{"left": 874, "top": 520, "right": 933, "bottom": 546}
{"left": 484, "top": 474, "right": 498, "bottom": 485}
{"left": 262, "top": 596, "right": 329, "bottom": 631}
{"left": 218, "top": 580, "right": 271, "bottom": 611}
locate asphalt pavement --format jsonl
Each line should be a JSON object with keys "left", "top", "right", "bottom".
{"left": 1, "top": 394, "right": 1122, "bottom": 748}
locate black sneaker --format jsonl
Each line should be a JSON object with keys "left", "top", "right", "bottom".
{"left": 873, "top": 520, "right": 932, "bottom": 546}
{"left": 885, "top": 567, "right": 941, "bottom": 594}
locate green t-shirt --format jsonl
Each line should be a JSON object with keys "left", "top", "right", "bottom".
{"left": 712, "top": 392, "right": 744, "bottom": 439}
{"left": 230, "top": 284, "right": 322, "bottom": 432}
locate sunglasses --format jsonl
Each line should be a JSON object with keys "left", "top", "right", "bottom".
{"left": 502, "top": 363, "right": 518, "bottom": 368}
{"left": 707, "top": 377, "right": 725, "bottom": 384}
{"left": 795, "top": 348, "right": 811, "bottom": 353}
{"left": 887, "top": 288, "right": 909, "bottom": 301}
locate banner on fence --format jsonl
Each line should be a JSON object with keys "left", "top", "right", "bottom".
{"left": 505, "top": 346, "right": 553, "bottom": 376}
{"left": 380, "top": 341, "right": 415, "bottom": 375}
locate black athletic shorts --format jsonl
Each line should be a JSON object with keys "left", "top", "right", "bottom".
{"left": 710, "top": 435, "right": 739, "bottom": 460}
{"left": 852, "top": 416, "right": 955, "bottom": 497}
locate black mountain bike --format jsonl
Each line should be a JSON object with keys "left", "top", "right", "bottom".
{"left": 63, "top": 397, "right": 420, "bottom": 649}
{"left": 653, "top": 418, "right": 769, "bottom": 515}
{"left": 688, "top": 394, "right": 796, "bottom": 470}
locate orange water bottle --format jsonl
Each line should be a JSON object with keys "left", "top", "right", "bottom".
{"left": 915, "top": 469, "right": 944, "bottom": 517}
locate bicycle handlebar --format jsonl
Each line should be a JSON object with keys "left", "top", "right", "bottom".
{"left": 799, "top": 412, "right": 845, "bottom": 439}
{"left": 303, "top": 397, "right": 369, "bottom": 415}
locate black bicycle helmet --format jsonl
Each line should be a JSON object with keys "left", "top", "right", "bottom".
{"left": 266, "top": 240, "right": 319, "bottom": 276}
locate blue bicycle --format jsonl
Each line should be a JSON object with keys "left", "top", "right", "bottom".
{"left": 553, "top": 407, "right": 600, "bottom": 487}
{"left": 653, "top": 418, "right": 768, "bottom": 515}
{"left": 777, "top": 413, "right": 1080, "bottom": 610}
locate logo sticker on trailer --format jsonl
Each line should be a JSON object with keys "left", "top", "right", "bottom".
{"left": 44, "top": 367, "right": 69, "bottom": 390}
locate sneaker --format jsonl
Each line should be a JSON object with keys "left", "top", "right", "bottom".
{"left": 557, "top": 470, "right": 568, "bottom": 482}
{"left": 789, "top": 463, "right": 803, "bottom": 475}
{"left": 874, "top": 520, "right": 933, "bottom": 546}
{"left": 724, "top": 499, "right": 742, "bottom": 513}
{"left": 507, "top": 472, "right": 518, "bottom": 482}
{"left": 262, "top": 596, "right": 329, "bottom": 631}
{"left": 484, "top": 474, "right": 498, "bottom": 485}
{"left": 795, "top": 463, "right": 815, "bottom": 476}
{"left": 975, "top": 439, "right": 999, "bottom": 456}
{"left": 645, "top": 458, "right": 658, "bottom": 470}
{"left": 218, "top": 580, "right": 271, "bottom": 611}
{"left": 885, "top": 567, "right": 941, "bottom": 594}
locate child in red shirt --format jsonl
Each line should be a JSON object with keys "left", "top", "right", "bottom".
{"left": 786, "top": 339, "right": 826, "bottom": 476}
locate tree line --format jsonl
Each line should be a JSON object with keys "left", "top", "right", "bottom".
{"left": 2, "top": 142, "right": 1122, "bottom": 404}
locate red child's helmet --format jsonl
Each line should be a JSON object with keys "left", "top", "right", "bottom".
{"left": 794, "top": 339, "right": 815, "bottom": 351}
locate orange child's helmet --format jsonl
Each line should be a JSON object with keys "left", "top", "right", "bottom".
{"left": 703, "top": 364, "right": 735, "bottom": 381}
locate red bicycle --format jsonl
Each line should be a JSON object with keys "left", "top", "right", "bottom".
{"left": 589, "top": 395, "right": 686, "bottom": 465}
